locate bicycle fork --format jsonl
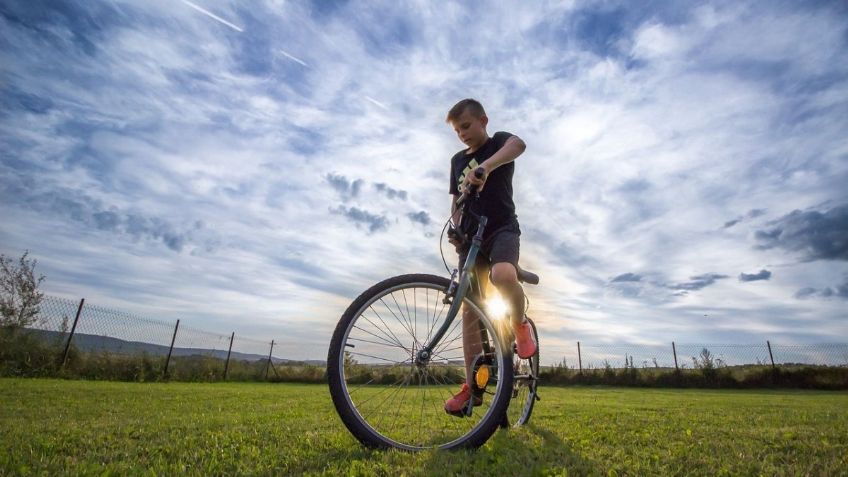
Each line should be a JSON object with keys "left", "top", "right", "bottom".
{"left": 414, "top": 216, "right": 488, "bottom": 367}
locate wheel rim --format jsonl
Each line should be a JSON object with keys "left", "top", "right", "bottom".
{"left": 338, "top": 281, "right": 509, "bottom": 450}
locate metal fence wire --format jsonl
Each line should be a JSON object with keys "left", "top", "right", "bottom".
{"left": 14, "top": 295, "right": 848, "bottom": 381}
{"left": 22, "top": 295, "right": 293, "bottom": 380}
{"left": 566, "top": 341, "right": 848, "bottom": 370}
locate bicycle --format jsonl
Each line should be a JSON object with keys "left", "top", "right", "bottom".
{"left": 328, "top": 168, "right": 540, "bottom": 450}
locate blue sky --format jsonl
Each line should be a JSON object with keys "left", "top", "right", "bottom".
{"left": 1, "top": 0, "right": 846, "bottom": 362}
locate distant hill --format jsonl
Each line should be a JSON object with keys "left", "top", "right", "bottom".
{"left": 25, "top": 329, "right": 326, "bottom": 366}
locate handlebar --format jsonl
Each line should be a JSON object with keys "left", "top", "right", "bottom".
{"left": 454, "top": 166, "right": 486, "bottom": 208}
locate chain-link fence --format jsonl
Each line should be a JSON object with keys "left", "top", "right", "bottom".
{"left": 13, "top": 295, "right": 311, "bottom": 381}
{"left": 6, "top": 295, "right": 847, "bottom": 383}
{"left": 552, "top": 341, "right": 848, "bottom": 371}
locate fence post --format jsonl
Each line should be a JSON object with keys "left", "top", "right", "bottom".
{"left": 265, "top": 340, "right": 275, "bottom": 379}
{"left": 767, "top": 340, "right": 775, "bottom": 369}
{"left": 577, "top": 341, "right": 582, "bottom": 374}
{"left": 672, "top": 341, "right": 679, "bottom": 370}
{"left": 223, "top": 332, "right": 235, "bottom": 380}
{"left": 164, "top": 319, "right": 180, "bottom": 379}
{"left": 61, "top": 298, "right": 85, "bottom": 367}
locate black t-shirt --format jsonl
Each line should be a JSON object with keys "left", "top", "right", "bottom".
{"left": 449, "top": 131, "right": 519, "bottom": 238}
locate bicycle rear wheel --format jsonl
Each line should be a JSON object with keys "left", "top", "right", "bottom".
{"left": 506, "top": 317, "right": 539, "bottom": 427}
{"left": 327, "top": 274, "right": 513, "bottom": 450}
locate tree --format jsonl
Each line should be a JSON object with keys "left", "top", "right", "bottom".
{"left": 0, "top": 251, "right": 46, "bottom": 329}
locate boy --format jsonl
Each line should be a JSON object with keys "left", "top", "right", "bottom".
{"left": 443, "top": 98, "right": 537, "bottom": 416}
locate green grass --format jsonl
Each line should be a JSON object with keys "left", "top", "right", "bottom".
{"left": 1, "top": 379, "right": 846, "bottom": 476}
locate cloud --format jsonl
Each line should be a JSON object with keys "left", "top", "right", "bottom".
{"left": 0, "top": 177, "right": 203, "bottom": 253}
{"left": 795, "top": 276, "right": 848, "bottom": 300}
{"left": 739, "top": 269, "right": 772, "bottom": 282}
{"left": 406, "top": 210, "right": 430, "bottom": 226}
{"left": 754, "top": 205, "right": 848, "bottom": 261}
{"left": 668, "top": 274, "right": 729, "bottom": 291}
{"left": 325, "top": 173, "right": 363, "bottom": 201}
{"left": 723, "top": 208, "right": 767, "bottom": 229}
{"left": 611, "top": 273, "right": 642, "bottom": 283}
{"left": 374, "top": 183, "right": 408, "bottom": 201}
{"left": 329, "top": 206, "right": 389, "bottom": 233}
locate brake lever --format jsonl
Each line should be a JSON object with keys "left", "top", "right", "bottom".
{"left": 455, "top": 167, "right": 486, "bottom": 207}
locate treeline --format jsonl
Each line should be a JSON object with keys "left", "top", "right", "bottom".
{"left": 539, "top": 362, "right": 848, "bottom": 390}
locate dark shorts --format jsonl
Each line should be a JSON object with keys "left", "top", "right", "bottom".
{"left": 457, "top": 221, "right": 521, "bottom": 271}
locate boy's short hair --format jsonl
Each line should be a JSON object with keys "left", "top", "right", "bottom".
{"left": 446, "top": 98, "right": 486, "bottom": 123}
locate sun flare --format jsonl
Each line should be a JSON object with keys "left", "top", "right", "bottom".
{"left": 486, "top": 295, "right": 509, "bottom": 320}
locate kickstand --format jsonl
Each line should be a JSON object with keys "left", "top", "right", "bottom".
{"left": 498, "top": 412, "right": 509, "bottom": 429}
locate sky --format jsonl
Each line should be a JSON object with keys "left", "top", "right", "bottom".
{"left": 1, "top": 0, "right": 847, "bottom": 362}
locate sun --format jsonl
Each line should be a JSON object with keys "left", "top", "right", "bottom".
{"left": 486, "top": 295, "right": 509, "bottom": 321}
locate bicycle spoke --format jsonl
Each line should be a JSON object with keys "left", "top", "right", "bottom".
{"left": 379, "top": 296, "right": 417, "bottom": 347}
{"left": 387, "top": 292, "right": 417, "bottom": 347}
{"left": 432, "top": 319, "right": 465, "bottom": 355}
{"left": 364, "top": 307, "right": 410, "bottom": 353}
{"left": 388, "top": 372, "right": 414, "bottom": 433}
{"left": 359, "top": 314, "right": 409, "bottom": 352}
{"left": 352, "top": 324, "right": 403, "bottom": 349}
{"left": 401, "top": 288, "right": 416, "bottom": 348}
{"left": 434, "top": 344, "right": 465, "bottom": 355}
{"left": 358, "top": 374, "right": 411, "bottom": 421}
{"left": 347, "top": 378, "right": 378, "bottom": 397}
{"left": 430, "top": 353, "right": 463, "bottom": 363}
{"left": 348, "top": 335, "right": 408, "bottom": 350}
{"left": 373, "top": 373, "right": 412, "bottom": 430}
{"left": 347, "top": 351, "right": 411, "bottom": 365}
{"left": 425, "top": 297, "right": 449, "bottom": 345}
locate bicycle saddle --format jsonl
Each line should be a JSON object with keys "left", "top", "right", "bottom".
{"left": 517, "top": 265, "right": 539, "bottom": 285}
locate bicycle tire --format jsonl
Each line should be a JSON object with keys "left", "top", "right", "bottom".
{"left": 505, "top": 317, "right": 539, "bottom": 427}
{"left": 327, "top": 274, "right": 514, "bottom": 450}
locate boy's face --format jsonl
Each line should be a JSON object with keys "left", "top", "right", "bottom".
{"left": 450, "top": 110, "right": 489, "bottom": 150}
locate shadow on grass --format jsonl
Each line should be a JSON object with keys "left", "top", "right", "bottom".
{"left": 407, "top": 421, "right": 600, "bottom": 477}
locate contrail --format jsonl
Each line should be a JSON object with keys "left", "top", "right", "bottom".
{"left": 181, "top": 0, "right": 243, "bottom": 32}
{"left": 280, "top": 49, "right": 308, "bottom": 67}
{"left": 364, "top": 96, "right": 388, "bottom": 110}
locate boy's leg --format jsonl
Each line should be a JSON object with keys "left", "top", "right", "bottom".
{"left": 446, "top": 258, "right": 487, "bottom": 415}
{"left": 487, "top": 225, "right": 537, "bottom": 358}
{"left": 461, "top": 305, "right": 483, "bottom": 384}
{"left": 487, "top": 225, "right": 525, "bottom": 327}
{"left": 490, "top": 262, "right": 525, "bottom": 328}
{"left": 461, "top": 258, "right": 488, "bottom": 384}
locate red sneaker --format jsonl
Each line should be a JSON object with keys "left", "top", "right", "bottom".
{"left": 514, "top": 319, "right": 537, "bottom": 359}
{"left": 444, "top": 383, "right": 483, "bottom": 417}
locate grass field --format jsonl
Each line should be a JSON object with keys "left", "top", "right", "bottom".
{"left": 1, "top": 379, "right": 846, "bottom": 476}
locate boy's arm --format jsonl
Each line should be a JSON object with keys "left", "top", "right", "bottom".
{"left": 481, "top": 135, "right": 526, "bottom": 175}
{"left": 464, "top": 135, "right": 526, "bottom": 191}
{"left": 448, "top": 193, "right": 463, "bottom": 248}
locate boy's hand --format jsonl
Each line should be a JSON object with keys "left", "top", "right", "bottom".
{"left": 462, "top": 165, "right": 488, "bottom": 193}
{"left": 447, "top": 225, "right": 465, "bottom": 251}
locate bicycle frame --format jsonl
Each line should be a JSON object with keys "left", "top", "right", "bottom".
{"left": 414, "top": 207, "right": 488, "bottom": 366}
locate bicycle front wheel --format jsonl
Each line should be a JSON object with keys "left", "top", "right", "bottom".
{"left": 327, "top": 274, "right": 513, "bottom": 450}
